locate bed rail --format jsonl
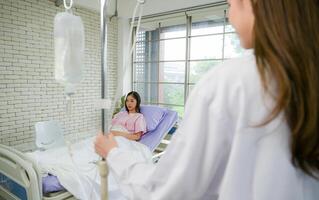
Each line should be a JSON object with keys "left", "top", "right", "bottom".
{"left": 0, "top": 144, "right": 41, "bottom": 200}
{"left": 0, "top": 144, "right": 77, "bottom": 200}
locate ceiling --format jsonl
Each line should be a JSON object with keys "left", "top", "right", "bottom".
{"left": 71, "top": 0, "right": 224, "bottom": 18}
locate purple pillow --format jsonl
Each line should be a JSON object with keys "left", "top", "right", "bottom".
{"left": 140, "top": 105, "right": 167, "bottom": 132}
{"left": 42, "top": 174, "right": 65, "bottom": 194}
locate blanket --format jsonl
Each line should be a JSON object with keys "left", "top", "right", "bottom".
{"left": 25, "top": 136, "right": 152, "bottom": 200}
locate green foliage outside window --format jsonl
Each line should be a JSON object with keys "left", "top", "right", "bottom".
{"left": 112, "top": 95, "right": 126, "bottom": 117}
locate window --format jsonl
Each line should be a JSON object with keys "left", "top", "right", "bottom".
{"left": 132, "top": 8, "right": 244, "bottom": 117}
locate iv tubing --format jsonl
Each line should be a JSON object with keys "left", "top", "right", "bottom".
{"left": 106, "top": 2, "right": 144, "bottom": 126}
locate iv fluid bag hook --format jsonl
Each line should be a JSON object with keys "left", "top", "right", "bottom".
{"left": 63, "top": 0, "right": 73, "bottom": 10}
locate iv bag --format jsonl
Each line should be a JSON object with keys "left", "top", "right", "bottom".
{"left": 54, "top": 12, "right": 84, "bottom": 87}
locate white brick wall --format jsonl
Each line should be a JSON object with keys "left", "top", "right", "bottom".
{"left": 0, "top": 0, "right": 118, "bottom": 151}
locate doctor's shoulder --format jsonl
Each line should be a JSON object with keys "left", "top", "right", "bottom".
{"left": 191, "top": 54, "right": 259, "bottom": 99}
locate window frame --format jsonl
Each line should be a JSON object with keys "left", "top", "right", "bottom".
{"left": 132, "top": 9, "right": 242, "bottom": 117}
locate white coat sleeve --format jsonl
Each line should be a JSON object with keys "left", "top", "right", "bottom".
{"left": 107, "top": 67, "right": 236, "bottom": 200}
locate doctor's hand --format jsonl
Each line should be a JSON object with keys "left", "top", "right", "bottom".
{"left": 94, "top": 132, "right": 118, "bottom": 158}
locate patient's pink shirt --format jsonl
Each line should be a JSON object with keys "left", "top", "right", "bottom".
{"left": 111, "top": 111, "right": 147, "bottom": 134}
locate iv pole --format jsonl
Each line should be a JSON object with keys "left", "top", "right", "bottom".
{"left": 97, "top": 1, "right": 145, "bottom": 199}
{"left": 101, "top": 1, "right": 108, "bottom": 133}
{"left": 98, "top": 0, "right": 109, "bottom": 200}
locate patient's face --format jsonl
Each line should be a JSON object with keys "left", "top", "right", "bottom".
{"left": 126, "top": 95, "right": 137, "bottom": 112}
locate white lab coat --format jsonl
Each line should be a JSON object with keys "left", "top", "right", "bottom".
{"left": 107, "top": 54, "right": 319, "bottom": 200}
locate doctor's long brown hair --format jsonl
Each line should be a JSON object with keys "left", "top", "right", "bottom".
{"left": 252, "top": 0, "right": 319, "bottom": 177}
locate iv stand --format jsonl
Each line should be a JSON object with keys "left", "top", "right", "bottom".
{"left": 98, "top": 1, "right": 146, "bottom": 199}
{"left": 98, "top": 0, "right": 109, "bottom": 200}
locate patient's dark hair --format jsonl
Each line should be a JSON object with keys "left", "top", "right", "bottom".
{"left": 125, "top": 91, "right": 141, "bottom": 113}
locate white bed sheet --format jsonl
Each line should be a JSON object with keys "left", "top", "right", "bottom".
{"left": 25, "top": 136, "right": 152, "bottom": 200}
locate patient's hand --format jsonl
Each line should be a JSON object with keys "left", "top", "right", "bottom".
{"left": 111, "top": 131, "right": 142, "bottom": 141}
{"left": 131, "top": 132, "right": 142, "bottom": 141}
{"left": 94, "top": 132, "right": 118, "bottom": 158}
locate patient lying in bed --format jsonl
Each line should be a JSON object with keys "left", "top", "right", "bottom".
{"left": 110, "top": 111, "right": 146, "bottom": 141}
{"left": 110, "top": 91, "right": 147, "bottom": 141}
{"left": 23, "top": 104, "right": 177, "bottom": 199}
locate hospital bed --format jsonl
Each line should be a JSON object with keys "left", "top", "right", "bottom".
{"left": 0, "top": 142, "right": 74, "bottom": 200}
{"left": 0, "top": 105, "right": 178, "bottom": 200}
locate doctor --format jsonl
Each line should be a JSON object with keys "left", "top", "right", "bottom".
{"left": 95, "top": 0, "right": 319, "bottom": 199}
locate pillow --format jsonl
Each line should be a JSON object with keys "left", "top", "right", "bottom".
{"left": 140, "top": 105, "right": 167, "bottom": 132}
{"left": 42, "top": 174, "right": 65, "bottom": 194}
